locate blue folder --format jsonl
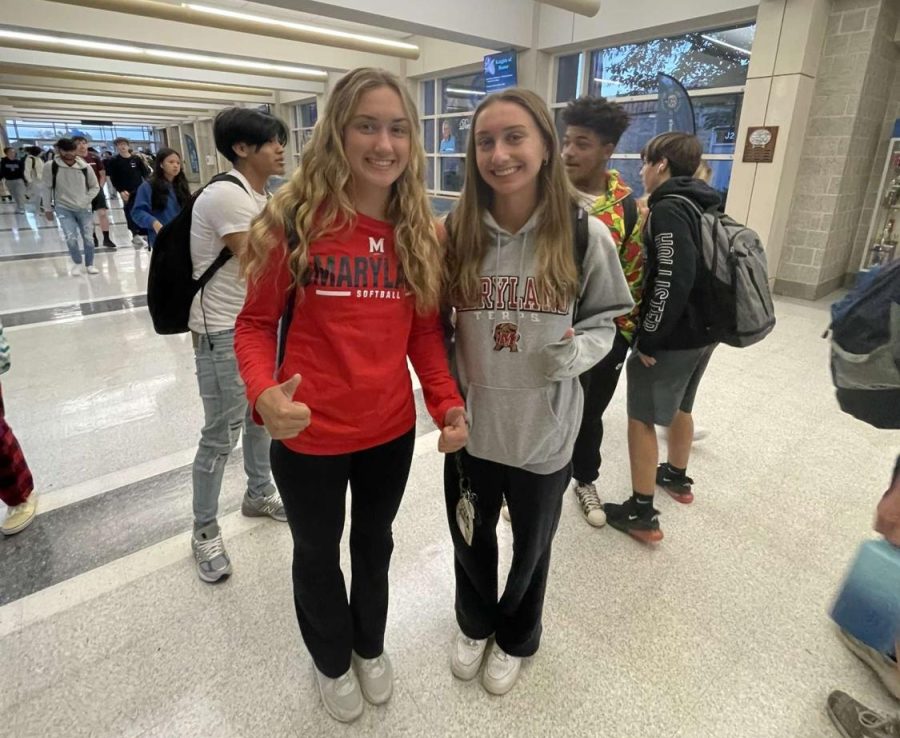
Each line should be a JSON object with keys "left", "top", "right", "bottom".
{"left": 831, "top": 538, "right": 900, "bottom": 654}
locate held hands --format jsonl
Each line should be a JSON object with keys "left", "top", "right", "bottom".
{"left": 120, "top": 191, "right": 130, "bottom": 203}
{"left": 438, "top": 406, "right": 468, "bottom": 453}
{"left": 561, "top": 327, "right": 575, "bottom": 341}
{"left": 255, "top": 374, "right": 311, "bottom": 440}
{"left": 152, "top": 221, "right": 163, "bottom": 234}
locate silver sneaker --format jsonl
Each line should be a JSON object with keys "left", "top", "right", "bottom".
{"left": 241, "top": 486, "right": 287, "bottom": 522}
{"left": 191, "top": 522, "right": 232, "bottom": 583}
{"left": 573, "top": 481, "right": 607, "bottom": 527}
{"left": 450, "top": 631, "right": 488, "bottom": 681}
{"left": 352, "top": 650, "right": 393, "bottom": 704}
{"left": 481, "top": 643, "right": 522, "bottom": 695}
{"left": 315, "top": 667, "right": 364, "bottom": 723}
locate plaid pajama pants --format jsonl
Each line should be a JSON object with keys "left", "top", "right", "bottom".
{"left": 0, "top": 383, "right": 33, "bottom": 507}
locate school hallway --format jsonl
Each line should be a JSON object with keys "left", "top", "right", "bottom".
{"left": 0, "top": 197, "right": 897, "bottom": 737}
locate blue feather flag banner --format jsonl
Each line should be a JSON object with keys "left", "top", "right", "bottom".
{"left": 656, "top": 73, "right": 696, "bottom": 135}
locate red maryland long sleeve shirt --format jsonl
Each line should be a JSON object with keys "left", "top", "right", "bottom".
{"left": 234, "top": 212, "right": 462, "bottom": 455}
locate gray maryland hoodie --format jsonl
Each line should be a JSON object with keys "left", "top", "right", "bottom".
{"left": 453, "top": 209, "right": 634, "bottom": 475}
{"left": 41, "top": 156, "right": 100, "bottom": 212}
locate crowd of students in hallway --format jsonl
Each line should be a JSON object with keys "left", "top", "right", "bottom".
{"left": 0, "top": 66, "right": 897, "bottom": 735}
{"left": 0, "top": 137, "right": 183, "bottom": 271}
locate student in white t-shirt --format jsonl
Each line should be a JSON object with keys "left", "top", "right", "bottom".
{"left": 188, "top": 107, "right": 290, "bottom": 583}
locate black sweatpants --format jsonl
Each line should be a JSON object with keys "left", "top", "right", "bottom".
{"left": 571, "top": 330, "right": 630, "bottom": 485}
{"left": 271, "top": 427, "right": 415, "bottom": 679}
{"left": 444, "top": 449, "right": 571, "bottom": 657}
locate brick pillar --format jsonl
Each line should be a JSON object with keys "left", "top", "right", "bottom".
{"left": 776, "top": 0, "right": 900, "bottom": 299}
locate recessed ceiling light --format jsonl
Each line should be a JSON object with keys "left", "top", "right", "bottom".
{"left": 0, "top": 29, "right": 326, "bottom": 77}
{"left": 183, "top": 3, "right": 419, "bottom": 53}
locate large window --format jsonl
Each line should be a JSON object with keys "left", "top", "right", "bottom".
{"left": 552, "top": 23, "right": 754, "bottom": 202}
{"left": 420, "top": 70, "right": 486, "bottom": 195}
{"left": 291, "top": 99, "right": 318, "bottom": 166}
{"left": 5, "top": 119, "right": 156, "bottom": 152}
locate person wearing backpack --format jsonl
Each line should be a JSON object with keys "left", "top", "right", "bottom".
{"left": 186, "top": 107, "right": 290, "bottom": 584}
{"left": 234, "top": 68, "right": 467, "bottom": 722}
{"left": 0, "top": 147, "right": 27, "bottom": 214}
{"left": 22, "top": 146, "right": 44, "bottom": 211}
{"left": 603, "top": 132, "right": 720, "bottom": 543}
{"left": 442, "top": 88, "right": 632, "bottom": 695}
{"left": 41, "top": 138, "right": 100, "bottom": 276}
{"left": 131, "top": 148, "right": 190, "bottom": 250}
{"left": 560, "top": 95, "right": 644, "bottom": 528}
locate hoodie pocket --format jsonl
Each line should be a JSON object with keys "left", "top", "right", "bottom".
{"left": 466, "top": 383, "right": 563, "bottom": 468}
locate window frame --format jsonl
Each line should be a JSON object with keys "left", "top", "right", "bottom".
{"left": 290, "top": 98, "right": 319, "bottom": 166}
{"left": 419, "top": 66, "right": 485, "bottom": 197}
{"left": 551, "top": 23, "right": 754, "bottom": 201}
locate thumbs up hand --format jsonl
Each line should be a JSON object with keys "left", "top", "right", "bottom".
{"left": 255, "top": 374, "right": 312, "bottom": 439}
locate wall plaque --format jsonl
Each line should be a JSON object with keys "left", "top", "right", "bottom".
{"left": 743, "top": 126, "right": 779, "bottom": 163}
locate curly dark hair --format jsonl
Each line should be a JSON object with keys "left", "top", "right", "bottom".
{"left": 150, "top": 148, "right": 191, "bottom": 213}
{"left": 561, "top": 96, "right": 630, "bottom": 146}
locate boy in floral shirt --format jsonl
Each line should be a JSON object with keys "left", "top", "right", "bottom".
{"left": 561, "top": 96, "right": 644, "bottom": 527}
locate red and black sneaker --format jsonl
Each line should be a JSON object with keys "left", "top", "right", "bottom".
{"left": 656, "top": 464, "right": 694, "bottom": 504}
{"left": 602, "top": 497, "right": 664, "bottom": 544}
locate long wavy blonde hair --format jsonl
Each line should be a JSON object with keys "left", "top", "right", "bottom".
{"left": 444, "top": 87, "right": 579, "bottom": 310}
{"left": 242, "top": 67, "right": 442, "bottom": 312}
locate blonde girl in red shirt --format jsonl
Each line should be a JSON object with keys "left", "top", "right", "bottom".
{"left": 235, "top": 68, "right": 467, "bottom": 723}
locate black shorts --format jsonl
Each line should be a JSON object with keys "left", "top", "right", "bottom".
{"left": 626, "top": 344, "right": 717, "bottom": 426}
{"left": 91, "top": 190, "right": 108, "bottom": 211}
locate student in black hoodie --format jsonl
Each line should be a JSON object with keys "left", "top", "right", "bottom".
{"left": 106, "top": 137, "right": 150, "bottom": 246}
{"left": 603, "top": 132, "right": 720, "bottom": 543}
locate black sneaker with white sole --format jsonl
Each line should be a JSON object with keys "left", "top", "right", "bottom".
{"left": 602, "top": 497, "right": 663, "bottom": 543}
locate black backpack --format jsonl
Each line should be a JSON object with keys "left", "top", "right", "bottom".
{"left": 828, "top": 260, "right": 900, "bottom": 429}
{"left": 147, "top": 174, "right": 247, "bottom": 335}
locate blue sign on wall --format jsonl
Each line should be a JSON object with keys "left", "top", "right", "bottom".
{"left": 484, "top": 51, "right": 518, "bottom": 93}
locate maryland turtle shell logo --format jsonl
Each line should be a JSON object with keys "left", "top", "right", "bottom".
{"left": 493, "top": 322, "right": 520, "bottom": 352}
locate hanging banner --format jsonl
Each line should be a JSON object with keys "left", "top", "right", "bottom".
{"left": 656, "top": 73, "right": 696, "bottom": 135}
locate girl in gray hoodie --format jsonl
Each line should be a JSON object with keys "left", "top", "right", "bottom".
{"left": 442, "top": 88, "right": 633, "bottom": 696}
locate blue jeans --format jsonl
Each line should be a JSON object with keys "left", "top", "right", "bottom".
{"left": 192, "top": 329, "right": 273, "bottom": 529}
{"left": 56, "top": 206, "right": 94, "bottom": 266}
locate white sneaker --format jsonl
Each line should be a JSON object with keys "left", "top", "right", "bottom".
{"left": 1, "top": 496, "right": 37, "bottom": 535}
{"left": 315, "top": 667, "right": 364, "bottom": 723}
{"left": 352, "top": 651, "right": 393, "bottom": 704}
{"left": 838, "top": 628, "right": 900, "bottom": 699}
{"left": 86, "top": 265, "right": 99, "bottom": 275}
{"left": 450, "top": 631, "right": 489, "bottom": 681}
{"left": 572, "top": 481, "right": 607, "bottom": 527}
{"left": 131, "top": 234, "right": 145, "bottom": 246}
{"left": 70, "top": 264, "right": 83, "bottom": 276}
{"left": 481, "top": 643, "right": 522, "bottom": 695}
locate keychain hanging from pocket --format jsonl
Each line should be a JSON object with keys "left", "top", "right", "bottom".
{"left": 454, "top": 451, "right": 477, "bottom": 546}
